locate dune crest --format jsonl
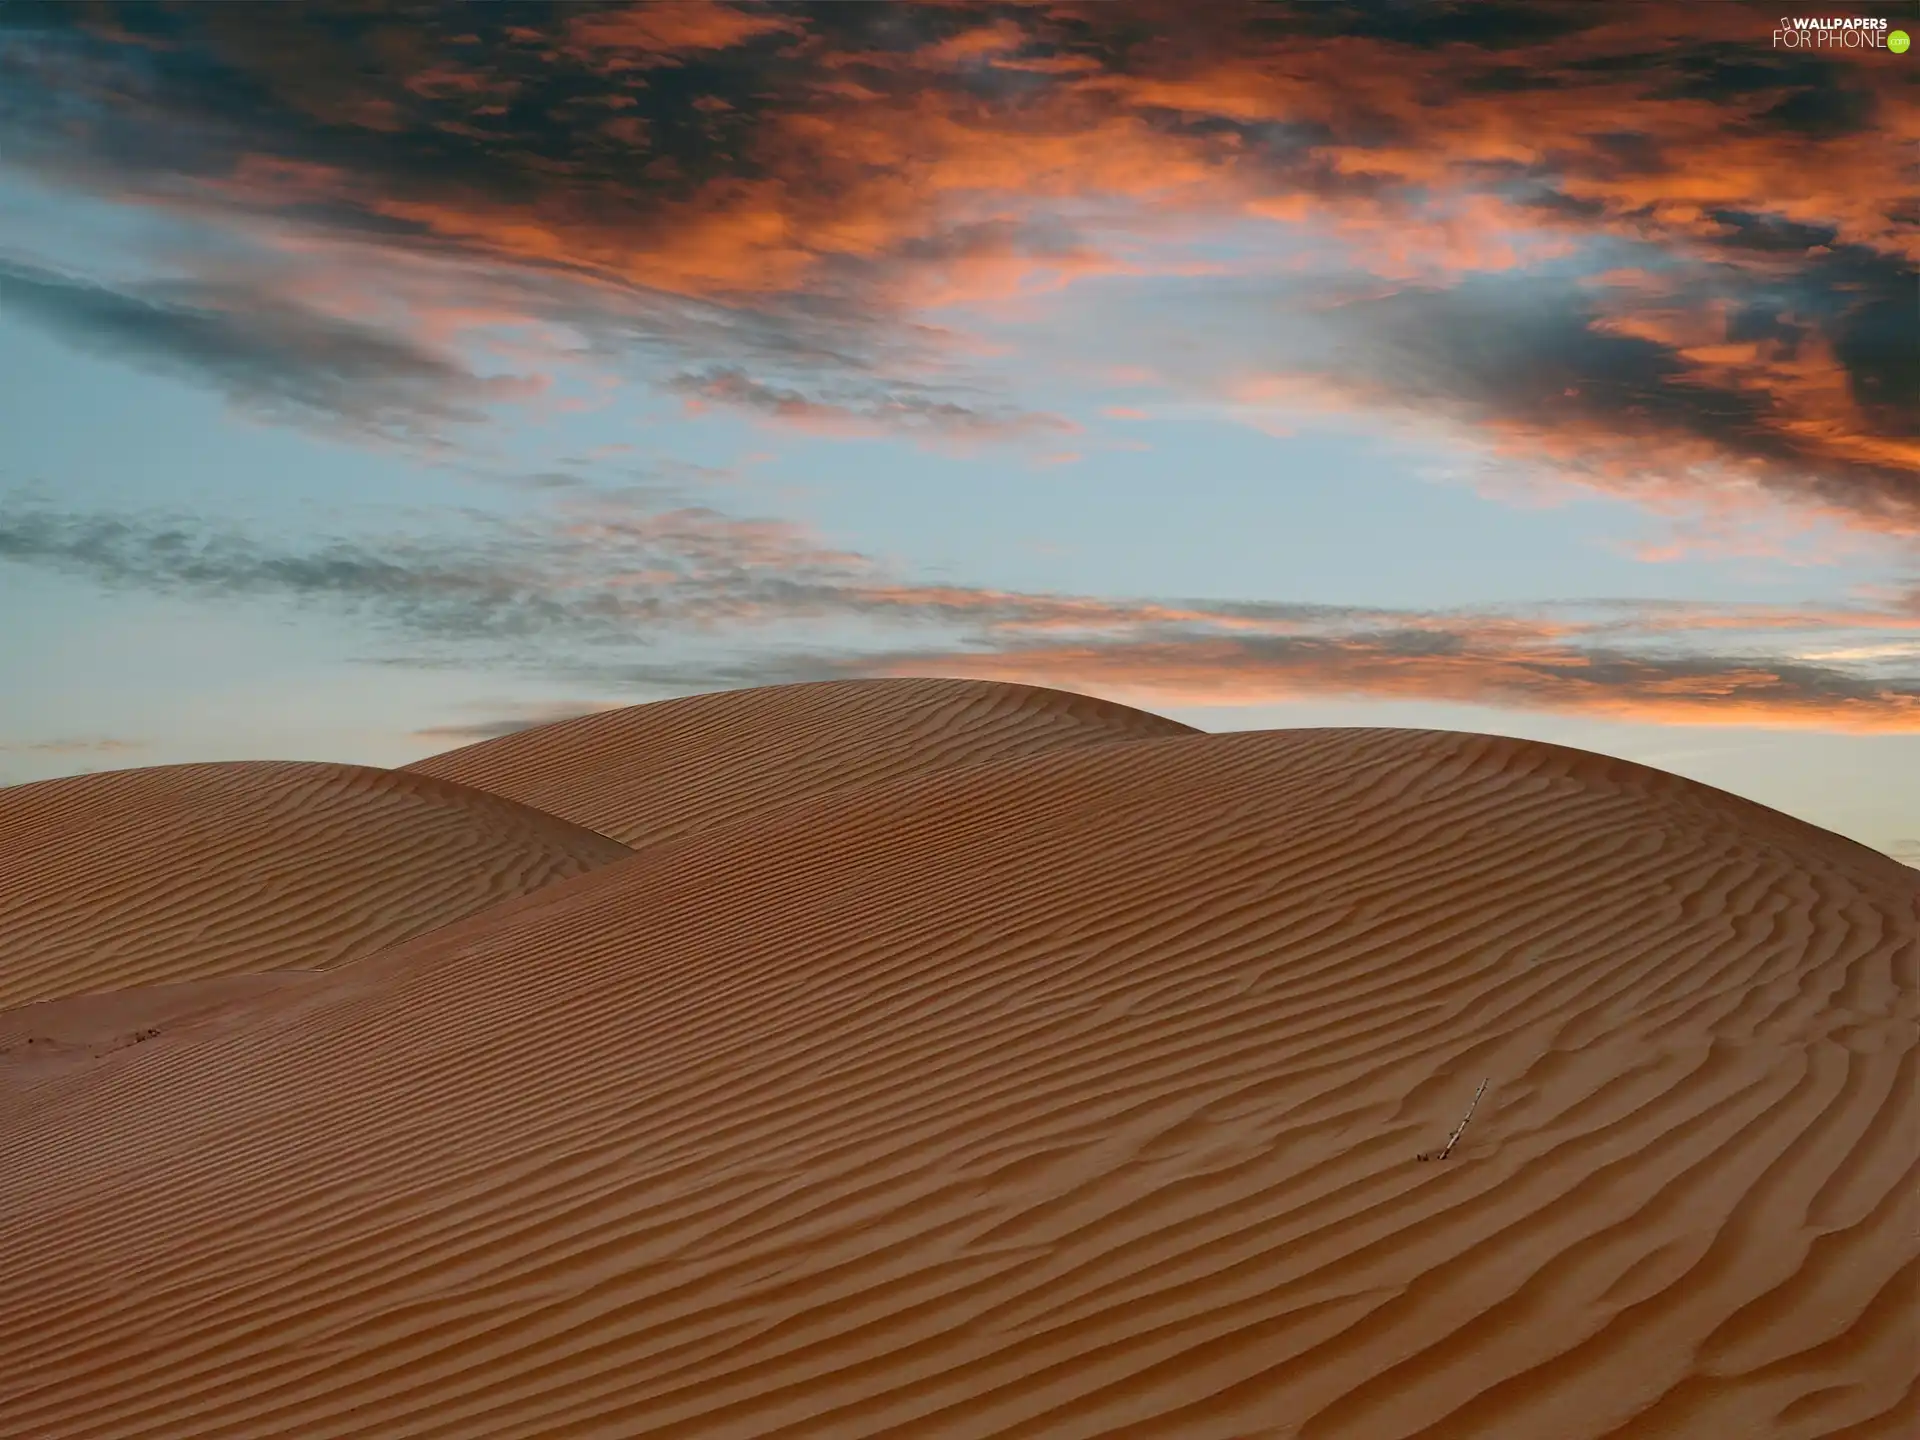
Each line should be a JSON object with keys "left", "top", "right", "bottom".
{"left": 2, "top": 706, "right": 1913, "bottom": 1439}
{"left": 403, "top": 677, "right": 1196, "bottom": 846}
{"left": 0, "top": 759, "right": 630, "bottom": 1010}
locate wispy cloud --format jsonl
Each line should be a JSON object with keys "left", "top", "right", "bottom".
{"left": 872, "top": 634, "right": 1920, "bottom": 733}
{"left": 0, "top": 737, "right": 148, "bottom": 755}
{"left": 4, "top": 493, "right": 1914, "bottom": 734}
{"left": 665, "top": 365, "right": 1072, "bottom": 442}
{"left": 0, "top": 506, "right": 592, "bottom": 645}
{"left": 0, "top": 258, "right": 545, "bottom": 442}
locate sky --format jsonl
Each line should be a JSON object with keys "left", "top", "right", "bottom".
{"left": 1, "top": 0, "right": 1916, "bottom": 867}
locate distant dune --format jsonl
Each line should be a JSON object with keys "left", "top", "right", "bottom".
{"left": 0, "top": 760, "right": 629, "bottom": 1009}
{"left": 1, "top": 682, "right": 1913, "bottom": 1439}
{"left": 403, "top": 677, "right": 1197, "bottom": 846}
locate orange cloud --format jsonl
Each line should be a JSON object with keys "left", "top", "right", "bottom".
{"left": 10, "top": 3, "right": 1913, "bottom": 516}
{"left": 1091, "top": 5, "right": 1916, "bottom": 263}
{"left": 886, "top": 638, "right": 1920, "bottom": 734}
{"left": 10, "top": 488, "right": 1917, "bottom": 735}
{"left": 39, "top": 5, "right": 1918, "bottom": 301}
{"left": 561, "top": 2, "right": 802, "bottom": 64}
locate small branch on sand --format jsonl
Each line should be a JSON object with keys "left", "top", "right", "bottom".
{"left": 1440, "top": 1078, "right": 1489, "bottom": 1160}
{"left": 1418, "top": 1078, "right": 1489, "bottom": 1162}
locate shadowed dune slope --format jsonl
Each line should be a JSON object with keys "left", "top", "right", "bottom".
{"left": 0, "top": 761, "right": 630, "bottom": 1010}
{"left": 1, "top": 726, "right": 1915, "bottom": 1439}
{"left": 403, "top": 677, "right": 1196, "bottom": 846}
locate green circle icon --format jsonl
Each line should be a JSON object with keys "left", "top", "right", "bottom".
{"left": 1891, "top": 29, "right": 1912, "bottom": 53}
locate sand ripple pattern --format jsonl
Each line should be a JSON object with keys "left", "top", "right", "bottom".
{"left": 0, "top": 712, "right": 1914, "bottom": 1438}
{"left": 0, "top": 760, "right": 630, "bottom": 1009}
{"left": 403, "top": 677, "right": 1196, "bottom": 846}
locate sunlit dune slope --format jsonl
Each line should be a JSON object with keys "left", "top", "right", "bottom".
{"left": 0, "top": 760, "right": 630, "bottom": 1010}
{"left": 402, "top": 676, "right": 1196, "bottom": 845}
{"left": 2, "top": 721, "right": 1913, "bottom": 1440}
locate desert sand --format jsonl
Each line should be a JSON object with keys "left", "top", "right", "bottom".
{"left": 0, "top": 678, "right": 1913, "bottom": 1439}
{"left": 404, "top": 677, "right": 1197, "bottom": 847}
{"left": 0, "top": 760, "right": 630, "bottom": 1010}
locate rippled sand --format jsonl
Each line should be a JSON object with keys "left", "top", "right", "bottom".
{"left": 2, "top": 679, "right": 1913, "bottom": 1438}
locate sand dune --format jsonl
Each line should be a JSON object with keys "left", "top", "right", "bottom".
{"left": 0, "top": 970, "right": 327, "bottom": 1090}
{"left": 0, "top": 760, "right": 629, "bottom": 1009}
{"left": 403, "top": 677, "right": 1196, "bottom": 846}
{"left": 1, "top": 689, "right": 1912, "bottom": 1440}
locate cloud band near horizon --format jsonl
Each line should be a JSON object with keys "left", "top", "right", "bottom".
{"left": 4, "top": 496, "right": 1915, "bottom": 734}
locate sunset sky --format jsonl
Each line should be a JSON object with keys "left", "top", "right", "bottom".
{"left": 2, "top": 0, "right": 1916, "bottom": 864}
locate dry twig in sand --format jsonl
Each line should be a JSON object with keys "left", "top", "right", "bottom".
{"left": 1419, "top": 1078, "right": 1489, "bottom": 1161}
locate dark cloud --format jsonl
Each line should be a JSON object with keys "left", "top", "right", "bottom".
{"left": 0, "top": 0, "right": 1913, "bottom": 513}
{"left": 1656, "top": 42, "right": 1873, "bottom": 109}
{"left": 0, "top": 259, "right": 535, "bottom": 440}
{"left": 1584, "top": 130, "right": 1668, "bottom": 178}
{"left": 1331, "top": 277, "right": 1709, "bottom": 421}
{"left": 1824, "top": 260, "right": 1920, "bottom": 439}
{"left": 1277, "top": 0, "right": 1602, "bottom": 52}
{"left": 1158, "top": 243, "right": 1919, "bottom": 531}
